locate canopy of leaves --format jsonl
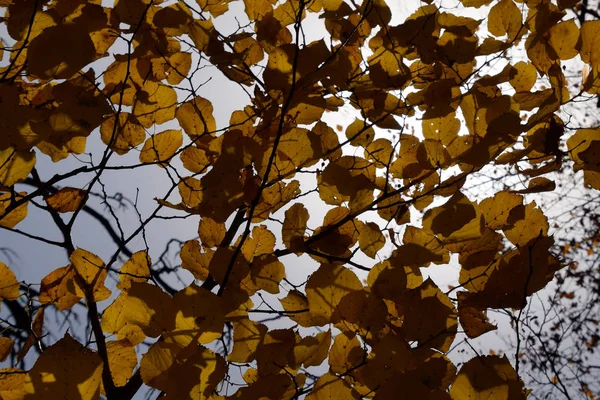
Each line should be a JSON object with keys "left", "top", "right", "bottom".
{"left": 0, "top": 0, "right": 598, "bottom": 398}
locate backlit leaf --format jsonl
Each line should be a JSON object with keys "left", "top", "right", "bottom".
{"left": 306, "top": 373, "right": 359, "bottom": 400}
{"left": 106, "top": 340, "right": 137, "bottom": 387}
{"left": 0, "top": 262, "right": 19, "bottom": 301}
{"left": 0, "top": 192, "right": 28, "bottom": 229}
{"left": 70, "top": 248, "right": 111, "bottom": 302}
{"left": 176, "top": 97, "right": 217, "bottom": 139}
{"left": 0, "top": 148, "right": 35, "bottom": 187}
{"left": 45, "top": 187, "right": 86, "bottom": 213}
{"left": 139, "top": 130, "right": 183, "bottom": 165}
{"left": 228, "top": 318, "right": 268, "bottom": 363}
{"left": 450, "top": 356, "right": 527, "bottom": 399}
{"left": 23, "top": 334, "right": 103, "bottom": 400}
{"left": 117, "top": 250, "right": 151, "bottom": 290}
{"left": 488, "top": 0, "right": 522, "bottom": 40}
{"left": 198, "top": 217, "right": 226, "bottom": 248}
{"left": 305, "top": 263, "right": 362, "bottom": 324}
{"left": 0, "top": 338, "right": 14, "bottom": 362}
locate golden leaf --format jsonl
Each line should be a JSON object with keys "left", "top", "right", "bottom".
{"left": 488, "top": 0, "right": 523, "bottom": 40}
{"left": 100, "top": 113, "right": 146, "bottom": 155}
{"left": 0, "top": 262, "right": 20, "bottom": 301}
{"left": 305, "top": 264, "right": 362, "bottom": 324}
{"left": 39, "top": 265, "right": 81, "bottom": 310}
{"left": 0, "top": 148, "right": 35, "bottom": 187}
{"left": 198, "top": 217, "right": 226, "bottom": 248}
{"left": 294, "top": 330, "right": 331, "bottom": 368}
{"left": 358, "top": 221, "right": 385, "bottom": 258}
{"left": 117, "top": 250, "right": 151, "bottom": 290}
{"left": 0, "top": 192, "right": 28, "bottom": 229}
{"left": 228, "top": 318, "right": 268, "bottom": 363}
{"left": 106, "top": 340, "right": 137, "bottom": 387}
{"left": 402, "top": 279, "right": 458, "bottom": 352}
{"left": 306, "top": 373, "right": 359, "bottom": 400}
{"left": 27, "top": 24, "right": 96, "bottom": 80}
{"left": 139, "top": 129, "right": 183, "bottom": 165}
{"left": 450, "top": 356, "right": 527, "bottom": 399}
{"left": 175, "top": 97, "right": 217, "bottom": 139}
{"left": 0, "top": 338, "right": 14, "bottom": 362}
{"left": 23, "top": 334, "right": 103, "bottom": 400}
{"left": 101, "top": 282, "right": 175, "bottom": 343}
{"left": 548, "top": 19, "right": 580, "bottom": 60}
{"left": 45, "top": 187, "right": 86, "bottom": 213}
{"left": 70, "top": 248, "right": 111, "bottom": 302}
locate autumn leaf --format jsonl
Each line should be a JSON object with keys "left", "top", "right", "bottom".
{"left": 45, "top": 187, "right": 87, "bottom": 213}
{"left": 23, "top": 334, "right": 103, "bottom": 399}
{"left": 0, "top": 262, "right": 20, "bottom": 301}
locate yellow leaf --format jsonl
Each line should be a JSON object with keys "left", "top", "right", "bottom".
{"left": 294, "top": 330, "right": 331, "bottom": 368}
{"left": 333, "top": 290, "right": 389, "bottom": 340}
{"left": 306, "top": 373, "right": 359, "bottom": 400}
{"left": 461, "top": 236, "right": 560, "bottom": 309}
{"left": 368, "top": 260, "right": 422, "bottom": 302}
{"left": 132, "top": 85, "right": 177, "bottom": 128}
{"left": 180, "top": 146, "right": 211, "bottom": 173}
{"left": 175, "top": 97, "right": 217, "bottom": 139}
{"left": 394, "top": 226, "right": 450, "bottom": 267}
{"left": 514, "top": 177, "right": 556, "bottom": 194}
{"left": 328, "top": 332, "right": 364, "bottom": 374}
{"left": 306, "top": 264, "right": 362, "bottom": 324}
{"left": 282, "top": 203, "right": 309, "bottom": 252}
{"left": 422, "top": 110, "right": 460, "bottom": 146}
{"left": 0, "top": 148, "right": 35, "bottom": 187}
{"left": 106, "top": 340, "right": 137, "bottom": 387}
{"left": 280, "top": 290, "right": 321, "bottom": 327}
{"left": 39, "top": 265, "right": 81, "bottom": 310}
{"left": 70, "top": 248, "right": 111, "bottom": 302}
{"left": 0, "top": 337, "right": 14, "bottom": 362}
{"left": 101, "top": 282, "right": 175, "bottom": 343}
{"left": 548, "top": 19, "right": 580, "bottom": 60}
{"left": 358, "top": 221, "right": 385, "bottom": 258}
{"left": 346, "top": 118, "right": 375, "bottom": 148}
{"left": 178, "top": 177, "right": 203, "bottom": 208}
{"left": 100, "top": 113, "right": 146, "bottom": 155}
{"left": 45, "top": 187, "right": 86, "bottom": 213}
{"left": 509, "top": 61, "right": 537, "bottom": 92}
{"left": 139, "top": 130, "right": 183, "bottom": 165}
{"left": 117, "top": 250, "right": 151, "bottom": 290}
{"left": 198, "top": 217, "right": 226, "bottom": 248}
{"left": 140, "top": 342, "right": 226, "bottom": 399}
{"left": 228, "top": 318, "right": 268, "bottom": 363}
{"left": 450, "top": 356, "right": 527, "bottom": 399}
{"left": 567, "top": 128, "right": 600, "bottom": 170}
{"left": 504, "top": 201, "right": 548, "bottom": 246}
{"left": 488, "top": 0, "right": 522, "bottom": 40}
{"left": 167, "top": 284, "right": 225, "bottom": 346}
{"left": 23, "top": 334, "right": 103, "bottom": 400}
{"left": 458, "top": 292, "right": 497, "bottom": 339}
{"left": 180, "top": 240, "right": 211, "bottom": 281}
{"left": 459, "top": 0, "right": 492, "bottom": 7}
{"left": 402, "top": 279, "right": 458, "bottom": 352}
{"left": 422, "top": 191, "right": 485, "bottom": 244}
{"left": 0, "top": 192, "right": 28, "bottom": 229}
{"left": 480, "top": 191, "right": 523, "bottom": 230}
{"left": 250, "top": 254, "right": 285, "bottom": 294}
{"left": 0, "top": 368, "right": 26, "bottom": 400}
{"left": 580, "top": 20, "right": 600, "bottom": 68}
{"left": 0, "top": 262, "right": 19, "bottom": 301}
{"left": 241, "top": 225, "right": 276, "bottom": 262}
{"left": 167, "top": 52, "right": 192, "bottom": 85}
{"left": 27, "top": 24, "right": 96, "bottom": 80}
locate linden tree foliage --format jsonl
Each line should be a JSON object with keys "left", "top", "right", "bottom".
{"left": 0, "top": 0, "right": 599, "bottom": 398}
